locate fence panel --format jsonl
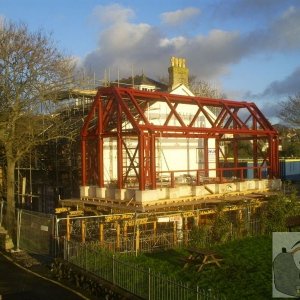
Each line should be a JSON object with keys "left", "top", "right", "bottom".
{"left": 18, "top": 209, "right": 55, "bottom": 255}
{"left": 0, "top": 201, "right": 6, "bottom": 228}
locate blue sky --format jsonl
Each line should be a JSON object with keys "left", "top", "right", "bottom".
{"left": 1, "top": 0, "right": 300, "bottom": 123}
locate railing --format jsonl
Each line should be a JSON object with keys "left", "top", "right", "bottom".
{"left": 156, "top": 165, "right": 270, "bottom": 188}
{"left": 64, "top": 239, "right": 226, "bottom": 300}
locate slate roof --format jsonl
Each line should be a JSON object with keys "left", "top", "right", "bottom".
{"left": 112, "top": 74, "right": 168, "bottom": 91}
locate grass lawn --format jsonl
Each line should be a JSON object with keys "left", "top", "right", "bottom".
{"left": 125, "top": 235, "right": 272, "bottom": 300}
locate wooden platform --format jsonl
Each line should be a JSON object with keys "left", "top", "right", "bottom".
{"left": 59, "top": 190, "right": 272, "bottom": 215}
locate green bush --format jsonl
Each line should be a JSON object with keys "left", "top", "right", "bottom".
{"left": 260, "top": 190, "right": 300, "bottom": 233}
{"left": 211, "top": 209, "right": 232, "bottom": 243}
{"left": 189, "top": 225, "right": 212, "bottom": 248}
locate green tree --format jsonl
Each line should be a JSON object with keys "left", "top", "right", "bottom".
{"left": 189, "top": 225, "right": 212, "bottom": 248}
{"left": 260, "top": 189, "right": 300, "bottom": 233}
{"left": 211, "top": 207, "right": 232, "bottom": 243}
{"left": 0, "top": 21, "right": 74, "bottom": 241}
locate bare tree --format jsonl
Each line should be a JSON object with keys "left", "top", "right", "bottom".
{"left": 189, "top": 76, "right": 222, "bottom": 98}
{"left": 0, "top": 21, "right": 75, "bottom": 241}
{"left": 279, "top": 93, "right": 300, "bottom": 128}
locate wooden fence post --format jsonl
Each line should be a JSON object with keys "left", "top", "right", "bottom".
{"left": 99, "top": 223, "right": 104, "bottom": 245}
{"left": 81, "top": 219, "right": 86, "bottom": 243}
{"left": 173, "top": 221, "right": 177, "bottom": 246}
{"left": 116, "top": 223, "right": 120, "bottom": 250}
{"left": 153, "top": 221, "right": 157, "bottom": 241}
{"left": 123, "top": 222, "right": 127, "bottom": 238}
{"left": 66, "top": 215, "right": 70, "bottom": 241}
{"left": 135, "top": 226, "right": 140, "bottom": 254}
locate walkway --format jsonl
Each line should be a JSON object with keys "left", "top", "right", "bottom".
{"left": 0, "top": 251, "right": 89, "bottom": 300}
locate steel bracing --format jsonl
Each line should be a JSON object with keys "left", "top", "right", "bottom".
{"left": 81, "top": 86, "right": 279, "bottom": 191}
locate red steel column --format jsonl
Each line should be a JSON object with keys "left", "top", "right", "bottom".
{"left": 204, "top": 139, "right": 209, "bottom": 177}
{"left": 144, "top": 135, "right": 150, "bottom": 186}
{"left": 253, "top": 139, "right": 258, "bottom": 178}
{"left": 233, "top": 138, "right": 238, "bottom": 178}
{"left": 252, "top": 119, "right": 258, "bottom": 179}
{"left": 268, "top": 136, "right": 273, "bottom": 178}
{"left": 97, "top": 138, "right": 104, "bottom": 187}
{"left": 81, "top": 137, "right": 87, "bottom": 186}
{"left": 275, "top": 136, "right": 279, "bottom": 177}
{"left": 117, "top": 103, "right": 123, "bottom": 189}
{"left": 215, "top": 139, "right": 220, "bottom": 181}
{"left": 270, "top": 135, "right": 279, "bottom": 178}
{"left": 97, "top": 100, "right": 104, "bottom": 188}
{"left": 150, "top": 133, "right": 156, "bottom": 190}
{"left": 138, "top": 133, "right": 145, "bottom": 190}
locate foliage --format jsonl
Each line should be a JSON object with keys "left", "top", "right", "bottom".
{"left": 210, "top": 206, "right": 232, "bottom": 243}
{"left": 189, "top": 205, "right": 232, "bottom": 248}
{"left": 189, "top": 225, "right": 212, "bottom": 249}
{"left": 279, "top": 93, "right": 300, "bottom": 128}
{"left": 226, "top": 140, "right": 254, "bottom": 158}
{"left": 274, "top": 124, "right": 300, "bottom": 157}
{"left": 281, "top": 140, "right": 300, "bottom": 157}
{"left": 260, "top": 189, "right": 300, "bottom": 234}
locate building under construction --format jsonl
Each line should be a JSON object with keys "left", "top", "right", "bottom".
{"left": 53, "top": 57, "right": 281, "bottom": 216}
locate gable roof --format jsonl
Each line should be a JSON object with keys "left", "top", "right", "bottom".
{"left": 170, "top": 83, "right": 194, "bottom": 96}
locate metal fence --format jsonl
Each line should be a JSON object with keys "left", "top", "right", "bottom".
{"left": 64, "top": 239, "right": 226, "bottom": 300}
{"left": 0, "top": 200, "right": 263, "bottom": 257}
{"left": 17, "top": 209, "right": 55, "bottom": 255}
{"left": 54, "top": 214, "right": 262, "bottom": 255}
{"left": 0, "top": 201, "right": 55, "bottom": 255}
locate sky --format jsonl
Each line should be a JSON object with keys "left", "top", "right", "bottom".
{"left": 1, "top": 0, "right": 300, "bottom": 124}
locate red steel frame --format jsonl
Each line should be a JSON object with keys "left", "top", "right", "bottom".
{"left": 81, "top": 86, "right": 279, "bottom": 191}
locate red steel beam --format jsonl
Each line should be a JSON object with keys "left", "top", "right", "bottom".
{"left": 81, "top": 137, "right": 87, "bottom": 186}
{"left": 80, "top": 86, "right": 279, "bottom": 190}
{"left": 138, "top": 133, "right": 145, "bottom": 190}
{"left": 117, "top": 102, "right": 123, "bottom": 189}
{"left": 97, "top": 99, "right": 104, "bottom": 187}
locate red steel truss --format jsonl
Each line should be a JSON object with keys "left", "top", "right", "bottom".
{"left": 81, "top": 86, "right": 279, "bottom": 190}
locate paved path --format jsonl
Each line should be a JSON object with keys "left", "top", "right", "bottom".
{"left": 0, "top": 252, "right": 88, "bottom": 300}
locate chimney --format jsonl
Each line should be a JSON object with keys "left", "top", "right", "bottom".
{"left": 168, "top": 56, "right": 189, "bottom": 91}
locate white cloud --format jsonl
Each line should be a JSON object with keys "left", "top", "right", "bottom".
{"left": 160, "top": 7, "right": 200, "bottom": 27}
{"left": 83, "top": 3, "right": 245, "bottom": 80}
{"left": 92, "top": 4, "right": 135, "bottom": 25}
{"left": 159, "top": 36, "right": 187, "bottom": 49}
{"left": 81, "top": 3, "right": 300, "bottom": 89}
{"left": 83, "top": 20, "right": 242, "bottom": 80}
{"left": 83, "top": 18, "right": 167, "bottom": 78}
{"left": 180, "top": 30, "right": 243, "bottom": 79}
